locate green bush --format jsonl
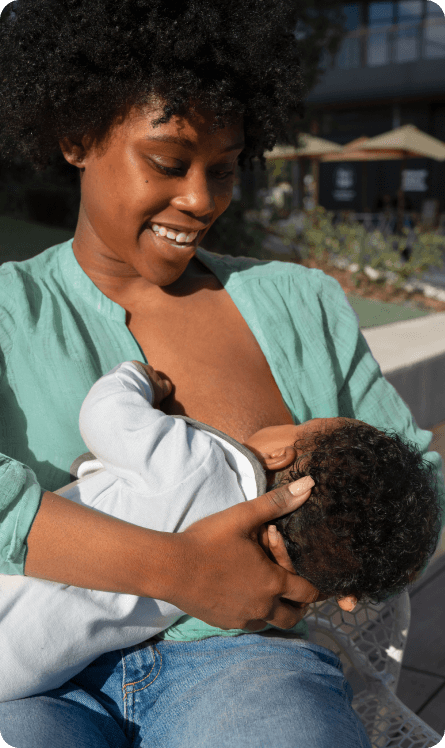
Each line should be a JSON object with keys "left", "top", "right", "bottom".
{"left": 272, "top": 206, "right": 445, "bottom": 288}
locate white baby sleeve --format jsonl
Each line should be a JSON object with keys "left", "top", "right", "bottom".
{"left": 79, "top": 361, "right": 211, "bottom": 495}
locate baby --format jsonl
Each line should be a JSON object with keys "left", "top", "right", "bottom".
{"left": 0, "top": 361, "right": 440, "bottom": 703}
{"left": 246, "top": 418, "right": 440, "bottom": 606}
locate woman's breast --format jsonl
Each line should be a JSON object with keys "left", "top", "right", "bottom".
{"left": 127, "top": 286, "right": 293, "bottom": 443}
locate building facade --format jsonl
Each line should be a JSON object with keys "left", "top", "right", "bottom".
{"left": 307, "top": 1, "right": 445, "bottom": 214}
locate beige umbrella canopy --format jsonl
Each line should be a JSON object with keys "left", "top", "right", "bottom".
{"left": 361, "top": 125, "right": 445, "bottom": 228}
{"left": 361, "top": 124, "right": 445, "bottom": 161}
{"left": 264, "top": 135, "right": 342, "bottom": 206}
{"left": 265, "top": 134, "right": 342, "bottom": 160}
{"left": 320, "top": 126, "right": 445, "bottom": 225}
{"left": 320, "top": 136, "right": 404, "bottom": 162}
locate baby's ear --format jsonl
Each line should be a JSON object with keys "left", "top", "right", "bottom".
{"left": 337, "top": 595, "right": 357, "bottom": 613}
{"left": 263, "top": 445, "right": 297, "bottom": 470}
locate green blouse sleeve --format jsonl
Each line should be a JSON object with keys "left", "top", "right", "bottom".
{"left": 0, "top": 456, "right": 42, "bottom": 574}
{"left": 0, "top": 273, "right": 43, "bottom": 575}
{"left": 320, "top": 273, "right": 445, "bottom": 523}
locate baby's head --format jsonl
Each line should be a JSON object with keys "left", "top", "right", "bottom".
{"left": 245, "top": 418, "right": 441, "bottom": 606}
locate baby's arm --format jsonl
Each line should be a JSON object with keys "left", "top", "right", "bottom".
{"left": 79, "top": 361, "right": 209, "bottom": 495}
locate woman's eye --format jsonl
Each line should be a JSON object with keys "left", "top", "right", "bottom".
{"left": 148, "top": 157, "right": 234, "bottom": 180}
{"left": 211, "top": 169, "right": 235, "bottom": 180}
{"left": 148, "top": 157, "right": 185, "bottom": 176}
{"left": 154, "top": 163, "right": 185, "bottom": 176}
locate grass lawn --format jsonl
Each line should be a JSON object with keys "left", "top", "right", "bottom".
{"left": 347, "top": 294, "right": 430, "bottom": 329}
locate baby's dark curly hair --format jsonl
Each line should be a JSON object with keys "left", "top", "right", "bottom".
{"left": 272, "top": 422, "right": 441, "bottom": 603}
{"left": 0, "top": 0, "right": 303, "bottom": 169}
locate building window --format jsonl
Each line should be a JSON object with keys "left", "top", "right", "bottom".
{"left": 333, "top": 0, "right": 445, "bottom": 69}
{"left": 423, "top": 0, "right": 445, "bottom": 58}
{"left": 395, "top": 0, "right": 423, "bottom": 62}
{"left": 367, "top": 2, "right": 394, "bottom": 66}
{"left": 336, "top": 3, "right": 362, "bottom": 68}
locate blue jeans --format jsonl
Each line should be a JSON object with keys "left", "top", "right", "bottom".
{"left": 0, "top": 634, "right": 371, "bottom": 748}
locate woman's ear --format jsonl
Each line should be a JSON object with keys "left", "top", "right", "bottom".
{"left": 263, "top": 445, "right": 297, "bottom": 471}
{"left": 59, "top": 137, "right": 89, "bottom": 169}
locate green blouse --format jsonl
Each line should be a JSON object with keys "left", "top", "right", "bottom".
{"left": 0, "top": 239, "right": 443, "bottom": 596}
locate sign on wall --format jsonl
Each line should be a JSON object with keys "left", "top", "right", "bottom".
{"left": 402, "top": 169, "right": 429, "bottom": 192}
{"left": 318, "top": 162, "right": 363, "bottom": 211}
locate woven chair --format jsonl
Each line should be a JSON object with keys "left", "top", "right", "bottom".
{"left": 306, "top": 592, "right": 442, "bottom": 748}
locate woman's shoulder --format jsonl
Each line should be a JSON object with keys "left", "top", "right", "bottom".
{"left": 0, "top": 239, "right": 73, "bottom": 303}
{"left": 198, "top": 249, "right": 345, "bottom": 304}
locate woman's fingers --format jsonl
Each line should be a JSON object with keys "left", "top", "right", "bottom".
{"left": 222, "top": 476, "right": 315, "bottom": 537}
{"left": 170, "top": 478, "right": 317, "bottom": 631}
{"left": 246, "top": 575, "right": 319, "bottom": 632}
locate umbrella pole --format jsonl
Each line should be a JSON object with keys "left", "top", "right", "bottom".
{"left": 396, "top": 156, "right": 407, "bottom": 233}
{"left": 362, "top": 162, "right": 368, "bottom": 212}
{"left": 313, "top": 159, "right": 320, "bottom": 207}
{"left": 299, "top": 157, "right": 306, "bottom": 210}
{"left": 291, "top": 159, "right": 300, "bottom": 209}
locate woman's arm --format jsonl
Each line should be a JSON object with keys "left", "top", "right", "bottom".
{"left": 25, "top": 479, "right": 318, "bottom": 631}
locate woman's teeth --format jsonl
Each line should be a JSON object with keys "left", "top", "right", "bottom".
{"left": 151, "top": 224, "right": 199, "bottom": 244}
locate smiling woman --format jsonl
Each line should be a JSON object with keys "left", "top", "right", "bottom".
{"left": 61, "top": 105, "right": 244, "bottom": 291}
{"left": 0, "top": 1, "right": 441, "bottom": 747}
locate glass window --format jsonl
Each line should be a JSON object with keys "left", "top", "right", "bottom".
{"left": 336, "top": 3, "right": 362, "bottom": 68}
{"left": 343, "top": 3, "right": 362, "bottom": 29}
{"left": 368, "top": 2, "right": 395, "bottom": 26}
{"left": 426, "top": 1, "right": 444, "bottom": 17}
{"left": 337, "top": 36, "right": 362, "bottom": 67}
{"left": 394, "top": 0, "right": 422, "bottom": 61}
{"left": 367, "top": 2, "right": 394, "bottom": 65}
{"left": 396, "top": 1, "right": 422, "bottom": 20}
{"left": 424, "top": 1, "right": 445, "bottom": 57}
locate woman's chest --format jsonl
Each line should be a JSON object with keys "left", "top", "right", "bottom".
{"left": 127, "top": 286, "right": 293, "bottom": 442}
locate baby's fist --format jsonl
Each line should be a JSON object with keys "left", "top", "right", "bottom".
{"left": 132, "top": 361, "right": 172, "bottom": 407}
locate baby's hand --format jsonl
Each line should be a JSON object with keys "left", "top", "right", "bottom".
{"left": 131, "top": 361, "right": 172, "bottom": 408}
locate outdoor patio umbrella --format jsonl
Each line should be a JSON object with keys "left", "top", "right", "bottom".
{"left": 322, "top": 126, "right": 445, "bottom": 227}
{"left": 320, "top": 136, "right": 406, "bottom": 212}
{"left": 320, "top": 136, "right": 404, "bottom": 162}
{"left": 265, "top": 135, "right": 342, "bottom": 206}
{"left": 264, "top": 134, "right": 342, "bottom": 160}
{"left": 361, "top": 124, "right": 445, "bottom": 162}
{"left": 362, "top": 124, "right": 445, "bottom": 228}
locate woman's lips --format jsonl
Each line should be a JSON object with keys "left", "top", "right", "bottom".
{"left": 147, "top": 224, "right": 201, "bottom": 249}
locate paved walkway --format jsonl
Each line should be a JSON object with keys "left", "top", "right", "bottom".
{"left": 363, "top": 313, "right": 445, "bottom": 737}
{"left": 394, "top": 422, "right": 445, "bottom": 737}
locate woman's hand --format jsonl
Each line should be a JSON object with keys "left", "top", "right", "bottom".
{"left": 164, "top": 476, "right": 318, "bottom": 631}
{"left": 26, "top": 477, "right": 316, "bottom": 631}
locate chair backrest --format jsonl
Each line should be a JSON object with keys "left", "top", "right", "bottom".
{"left": 305, "top": 593, "right": 442, "bottom": 748}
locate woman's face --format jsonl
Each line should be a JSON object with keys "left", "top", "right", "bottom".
{"left": 63, "top": 103, "right": 244, "bottom": 287}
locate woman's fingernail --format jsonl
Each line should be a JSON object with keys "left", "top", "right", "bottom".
{"left": 288, "top": 476, "right": 315, "bottom": 496}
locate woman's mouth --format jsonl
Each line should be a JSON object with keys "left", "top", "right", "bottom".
{"left": 150, "top": 223, "right": 200, "bottom": 247}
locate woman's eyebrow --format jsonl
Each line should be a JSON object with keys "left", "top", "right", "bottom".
{"left": 143, "top": 135, "right": 245, "bottom": 153}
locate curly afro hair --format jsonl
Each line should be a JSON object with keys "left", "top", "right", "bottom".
{"left": 0, "top": 0, "right": 304, "bottom": 169}
{"left": 272, "top": 422, "right": 441, "bottom": 603}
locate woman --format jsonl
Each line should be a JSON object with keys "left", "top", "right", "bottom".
{"left": 0, "top": 1, "right": 441, "bottom": 746}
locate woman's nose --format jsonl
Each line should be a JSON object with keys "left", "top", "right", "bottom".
{"left": 170, "top": 171, "right": 216, "bottom": 217}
